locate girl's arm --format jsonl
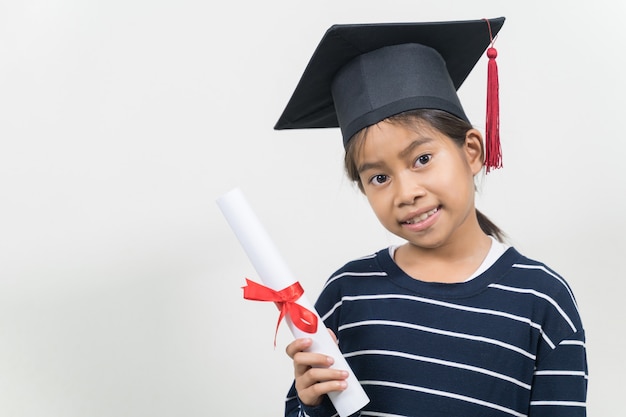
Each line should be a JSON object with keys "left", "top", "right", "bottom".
{"left": 529, "top": 330, "right": 588, "bottom": 417}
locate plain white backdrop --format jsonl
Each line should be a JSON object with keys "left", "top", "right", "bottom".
{"left": 0, "top": 1, "right": 624, "bottom": 416}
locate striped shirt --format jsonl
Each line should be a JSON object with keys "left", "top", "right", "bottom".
{"left": 285, "top": 247, "right": 587, "bottom": 417}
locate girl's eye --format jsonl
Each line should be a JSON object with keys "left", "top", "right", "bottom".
{"left": 369, "top": 174, "right": 389, "bottom": 185}
{"left": 414, "top": 154, "right": 432, "bottom": 167}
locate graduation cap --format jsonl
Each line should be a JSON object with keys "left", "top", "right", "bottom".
{"left": 274, "top": 17, "right": 505, "bottom": 171}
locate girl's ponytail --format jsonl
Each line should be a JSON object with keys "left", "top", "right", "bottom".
{"left": 476, "top": 209, "right": 505, "bottom": 242}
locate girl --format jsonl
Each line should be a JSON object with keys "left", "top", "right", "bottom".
{"left": 275, "top": 18, "right": 587, "bottom": 417}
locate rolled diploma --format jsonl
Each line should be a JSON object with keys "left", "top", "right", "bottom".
{"left": 216, "top": 188, "right": 369, "bottom": 417}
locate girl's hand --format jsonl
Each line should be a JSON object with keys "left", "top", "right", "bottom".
{"left": 285, "top": 329, "right": 349, "bottom": 407}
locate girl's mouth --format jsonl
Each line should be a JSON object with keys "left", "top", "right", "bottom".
{"left": 403, "top": 207, "right": 439, "bottom": 224}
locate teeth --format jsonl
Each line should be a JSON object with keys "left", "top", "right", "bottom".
{"left": 406, "top": 208, "right": 438, "bottom": 224}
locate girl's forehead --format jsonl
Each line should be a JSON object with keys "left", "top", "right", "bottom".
{"left": 358, "top": 122, "right": 446, "bottom": 157}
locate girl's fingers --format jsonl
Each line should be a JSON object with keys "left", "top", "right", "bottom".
{"left": 285, "top": 331, "right": 349, "bottom": 406}
{"left": 285, "top": 337, "right": 312, "bottom": 359}
{"left": 293, "top": 351, "right": 334, "bottom": 378}
{"left": 295, "top": 368, "right": 349, "bottom": 406}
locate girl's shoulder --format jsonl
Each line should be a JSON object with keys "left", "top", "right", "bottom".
{"left": 320, "top": 248, "right": 392, "bottom": 289}
{"left": 329, "top": 247, "right": 398, "bottom": 277}
{"left": 498, "top": 249, "right": 583, "bottom": 322}
{"left": 503, "top": 250, "right": 576, "bottom": 294}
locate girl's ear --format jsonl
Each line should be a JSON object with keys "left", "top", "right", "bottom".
{"left": 464, "top": 129, "right": 485, "bottom": 175}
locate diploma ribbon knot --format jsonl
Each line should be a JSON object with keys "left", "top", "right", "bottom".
{"left": 242, "top": 278, "right": 318, "bottom": 346}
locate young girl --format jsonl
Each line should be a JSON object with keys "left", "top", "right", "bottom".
{"left": 275, "top": 17, "right": 587, "bottom": 417}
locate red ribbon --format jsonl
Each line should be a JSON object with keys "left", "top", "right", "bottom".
{"left": 242, "top": 278, "right": 318, "bottom": 346}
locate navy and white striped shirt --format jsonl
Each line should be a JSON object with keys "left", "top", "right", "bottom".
{"left": 285, "top": 247, "right": 587, "bottom": 417}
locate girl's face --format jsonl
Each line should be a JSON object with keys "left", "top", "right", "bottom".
{"left": 356, "top": 120, "right": 484, "bottom": 251}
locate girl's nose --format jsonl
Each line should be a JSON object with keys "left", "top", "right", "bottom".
{"left": 394, "top": 172, "right": 425, "bottom": 206}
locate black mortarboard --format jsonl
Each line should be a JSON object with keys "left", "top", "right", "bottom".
{"left": 274, "top": 17, "right": 505, "bottom": 155}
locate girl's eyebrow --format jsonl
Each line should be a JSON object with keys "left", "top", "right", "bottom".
{"left": 357, "top": 160, "right": 385, "bottom": 174}
{"left": 398, "top": 136, "right": 434, "bottom": 159}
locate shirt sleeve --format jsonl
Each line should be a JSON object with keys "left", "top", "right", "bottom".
{"left": 529, "top": 330, "right": 588, "bottom": 417}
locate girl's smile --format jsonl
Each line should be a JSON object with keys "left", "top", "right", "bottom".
{"left": 400, "top": 206, "right": 440, "bottom": 231}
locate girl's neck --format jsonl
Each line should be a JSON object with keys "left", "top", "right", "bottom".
{"left": 393, "top": 228, "right": 492, "bottom": 284}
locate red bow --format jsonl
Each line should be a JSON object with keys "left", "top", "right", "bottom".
{"left": 242, "top": 278, "right": 318, "bottom": 346}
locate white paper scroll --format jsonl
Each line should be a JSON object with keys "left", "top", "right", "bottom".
{"left": 216, "top": 187, "right": 369, "bottom": 417}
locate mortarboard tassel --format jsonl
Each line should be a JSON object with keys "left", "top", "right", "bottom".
{"left": 484, "top": 19, "right": 502, "bottom": 173}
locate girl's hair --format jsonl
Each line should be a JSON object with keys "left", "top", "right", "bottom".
{"left": 344, "top": 108, "right": 505, "bottom": 242}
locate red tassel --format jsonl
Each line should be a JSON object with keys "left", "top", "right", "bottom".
{"left": 484, "top": 20, "right": 502, "bottom": 173}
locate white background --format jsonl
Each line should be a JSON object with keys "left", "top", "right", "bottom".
{"left": 1, "top": 1, "right": 624, "bottom": 416}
